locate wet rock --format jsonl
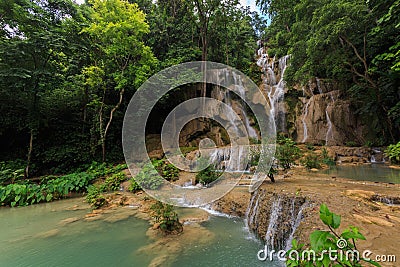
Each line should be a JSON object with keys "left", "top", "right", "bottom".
{"left": 58, "top": 217, "right": 79, "bottom": 226}
{"left": 35, "top": 229, "right": 59, "bottom": 238}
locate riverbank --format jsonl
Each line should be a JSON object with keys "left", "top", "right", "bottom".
{"left": 213, "top": 167, "right": 400, "bottom": 266}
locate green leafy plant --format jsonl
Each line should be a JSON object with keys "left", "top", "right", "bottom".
{"left": 301, "top": 153, "right": 322, "bottom": 170}
{"left": 133, "top": 163, "right": 164, "bottom": 190}
{"left": 103, "top": 172, "right": 126, "bottom": 191}
{"left": 276, "top": 138, "right": 302, "bottom": 170}
{"left": 286, "top": 204, "right": 381, "bottom": 267}
{"left": 385, "top": 141, "right": 400, "bottom": 164}
{"left": 152, "top": 159, "right": 179, "bottom": 182}
{"left": 86, "top": 185, "right": 107, "bottom": 209}
{"left": 150, "top": 201, "right": 183, "bottom": 234}
{"left": 345, "top": 141, "right": 358, "bottom": 147}
{"left": 321, "top": 147, "right": 336, "bottom": 166}
{"left": 306, "top": 144, "right": 316, "bottom": 151}
{"left": 0, "top": 160, "right": 25, "bottom": 185}
{"left": 128, "top": 178, "right": 142, "bottom": 192}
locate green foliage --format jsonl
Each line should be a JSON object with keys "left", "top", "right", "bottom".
{"left": 385, "top": 141, "right": 400, "bottom": 164}
{"left": 103, "top": 172, "right": 126, "bottom": 191}
{"left": 86, "top": 185, "right": 107, "bottom": 209}
{"left": 133, "top": 163, "right": 164, "bottom": 190}
{"left": 301, "top": 153, "right": 321, "bottom": 170}
{"left": 0, "top": 160, "right": 25, "bottom": 185}
{"left": 321, "top": 147, "right": 336, "bottom": 166}
{"left": 276, "top": 138, "right": 301, "bottom": 170}
{"left": 286, "top": 204, "right": 381, "bottom": 267}
{"left": 128, "top": 178, "right": 142, "bottom": 192}
{"left": 194, "top": 158, "right": 220, "bottom": 186}
{"left": 150, "top": 201, "right": 183, "bottom": 234}
{"left": 152, "top": 159, "right": 179, "bottom": 182}
{"left": 306, "top": 144, "right": 315, "bottom": 151}
{"left": 345, "top": 141, "right": 358, "bottom": 147}
{"left": 258, "top": 0, "right": 400, "bottom": 143}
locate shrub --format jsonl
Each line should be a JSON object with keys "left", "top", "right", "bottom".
{"left": 385, "top": 141, "right": 400, "bottom": 164}
{"left": 306, "top": 144, "right": 315, "bottom": 151}
{"left": 301, "top": 153, "right": 322, "bottom": 169}
{"left": 151, "top": 201, "right": 183, "bottom": 234}
{"left": 86, "top": 185, "right": 107, "bottom": 209}
{"left": 345, "top": 141, "right": 358, "bottom": 147}
{"left": 0, "top": 160, "right": 25, "bottom": 185}
{"left": 287, "top": 204, "right": 381, "bottom": 267}
{"left": 103, "top": 172, "right": 126, "bottom": 191}
{"left": 128, "top": 178, "right": 142, "bottom": 192}
{"left": 321, "top": 147, "right": 336, "bottom": 166}
{"left": 133, "top": 163, "right": 164, "bottom": 190}
{"left": 195, "top": 165, "right": 220, "bottom": 185}
{"left": 276, "top": 138, "right": 301, "bottom": 170}
{"left": 152, "top": 159, "right": 179, "bottom": 182}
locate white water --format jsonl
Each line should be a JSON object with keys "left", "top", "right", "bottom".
{"left": 301, "top": 97, "right": 312, "bottom": 143}
{"left": 215, "top": 69, "right": 258, "bottom": 140}
{"left": 257, "top": 47, "right": 289, "bottom": 133}
{"left": 325, "top": 91, "right": 336, "bottom": 145}
{"left": 284, "top": 200, "right": 308, "bottom": 251}
{"left": 264, "top": 196, "right": 282, "bottom": 253}
{"left": 208, "top": 146, "right": 249, "bottom": 172}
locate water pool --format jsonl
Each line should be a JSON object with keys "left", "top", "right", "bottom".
{"left": 0, "top": 198, "right": 279, "bottom": 267}
{"left": 322, "top": 164, "right": 400, "bottom": 184}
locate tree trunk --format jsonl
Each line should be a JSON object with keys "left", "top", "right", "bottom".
{"left": 25, "top": 129, "right": 34, "bottom": 178}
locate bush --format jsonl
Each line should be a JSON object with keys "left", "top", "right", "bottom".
{"left": 151, "top": 201, "right": 183, "bottom": 234}
{"left": 276, "top": 138, "right": 301, "bottom": 170}
{"left": 385, "top": 141, "right": 400, "bottom": 164}
{"left": 0, "top": 160, "right": 25, "bottom": 185}
{"left": 321, "top": 147, "right": 336, "bottom": 166}
{"left": 86, "top": 185, "right": 107, "bottom": 209}
{"left": 287, "top": 204, "right": 381, "bottom": 267}
{"left": 103, "top": 172, "right": 126, "bottom": 191}
{"left": 152, "top": 159, "right": 179, "bottom": 182}
{"left": 194, "top": 157, "right": 219, "bottom": 185}
{"left": 301, "top": 153, "right": 322, "bottom": 169}
{"left": 128, "top": 178, "right": 142, "bottom": 192}
{"left": 133, "top": 163, "right": 164, "bottom": 190}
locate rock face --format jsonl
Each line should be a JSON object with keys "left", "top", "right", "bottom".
{"left": 245, "top": 189, "right": 308, "bottom": 250}
{"left": 294, "top": 81, "right": 367, "bottom": 146}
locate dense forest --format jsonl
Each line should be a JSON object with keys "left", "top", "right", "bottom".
{"left": 0, "top": 0, "right": 399, "bottom": 178}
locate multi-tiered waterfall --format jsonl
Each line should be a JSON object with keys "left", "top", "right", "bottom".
{"left": 257, "top": 47, "right": 289, "bottom": 133}
{"left": 245, "top": 189, "right": 308, "bottom": 251}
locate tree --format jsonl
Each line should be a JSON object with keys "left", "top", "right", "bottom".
{"left": 82, "top": 0, "right": 157, "bottom": 162}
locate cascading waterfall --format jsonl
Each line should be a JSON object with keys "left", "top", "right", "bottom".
{"left": 264, "top": 196, "right": 282, "bottom": 253}
{"left": 208, "top": 146, "right": 249, "bottom": 172}
{"left": 325, "top": 91, "right": 336, "bottom": 146}
{"left": 301, "top": 96, "right": 313, "bottom": 143}
{"left": 245, "top": 191, "right": 308, "bottom": 251}
{"left": 284, "top": 199, "right": 308, "bottom": 251}
{"left": 215, "top": 69, "right": 258, "bottom": 140}
{"left": 257, "top": 47, "right": 289, "bottom": 132}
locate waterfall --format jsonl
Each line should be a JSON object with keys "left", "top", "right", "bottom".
{"left": 316, "top": 77, "right": 323, "bottom": 94}
{"left": 325, "top": 91, "right": 335, "bottom": 146}
{"left": 208, "top": 146, "right": 249, "bottom": 172}
{"left": 214, "top": 69, "right": 258, "bottom": 140}
{"left": 284, "top": 199, "right": 308, "bottom": 250}
{"left": 257, "top": 46, "right": 289, "bottom": 133}
{"left": 301, "top": 97, "right": 312, "bottom": 143}
{"left": 245, "top": 191, "right": 308, "bottom": 252}
{"left": 264, "top": 196, "right": 282, "bottom": 253}
{"left": 325, "top": 110, "right": 333, "bottom": 146}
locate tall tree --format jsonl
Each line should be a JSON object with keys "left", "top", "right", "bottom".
{"left": 82, "top": 0, "right": 156, "bottom": 162}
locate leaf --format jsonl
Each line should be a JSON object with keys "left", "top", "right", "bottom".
{"left": 46, "top": 193, "right": 53, "bottom": 202}
{"left": 310, "top": 230, "right": 332, "bottom": 251}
